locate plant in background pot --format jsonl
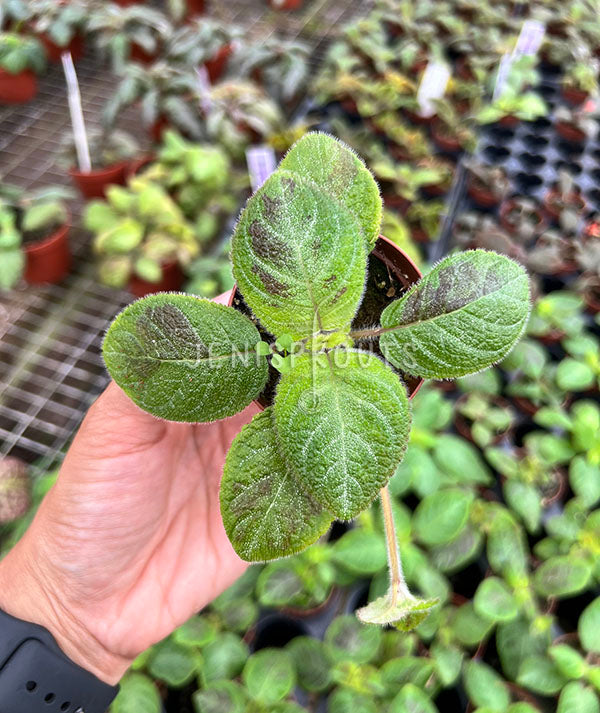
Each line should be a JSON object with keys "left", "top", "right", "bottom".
{"left": 185, "top": 253, "right": 234, "bottom": 299}
{"left": 205, "top": 81, "right": 284, "bottom": 158}
{"left": 554, "top": 105, "right": 598, "bottom": 143}
{"left": 370, "top": 112, "right": 431, "bottom": 161}
{"left": 102, "top": 61, "right": 204, "bottom": 141}
{"left": 0, "top": 183, "right": 73, "bottom": 288}
{"left": 499, "top": 196, "right": 547, "bottom": 244}
{"left": 102, "top": 132, "right": 531, "bottom": 628}
{"left": 430, "top": 98, "right": 477, "bottom": 153}
{"left": 527, "top": 230, "right": 576, "bottom": 276}
{"left": 370, "top": 154, "right": 443, "bottom": 211}
{"left": 164, "top": 19, "right": 242, "bottom": 82}
{"left": 58, "top": 128, "right": 140, "bottom": 199}
{"left": 135, "top": 130, "right": 238, "bottom": 239}
{"left": 561, "top": 59, "right": 599, "bottom": 105}
{"left": 527, "top": 290, "right": 586, "bottom": 343}
{"left": 88, "top": 3, "right": 172, "bottom": 70}
{"left": 405, "top": 199, "right": 445, "bottom": 243}
{"left": 235, "top": 36, "right": 310, "bottom": 105}
{"left": 84, "top": 177, "right": 199, "bottom": 295}
{"left": 464, "top": 159, "right": 511, "bottom": 207}
{"left": 27, "top": 0, "right": 89, "bottom": 62}
{"left": 0, "top": 31, "right": 45, "bottom": 103}
{"left": 544, "top": 170, "right": 586, "bottom": 225}
{"left": 574, "top": 238, "right": 600, "bottom": 312}
{"left": 454, "top": 393, "right": 515, "bottom": 448}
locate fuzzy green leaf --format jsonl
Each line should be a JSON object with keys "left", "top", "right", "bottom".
{"left": 389, "top": 684, "right": 439, "bottom": 713}
{"left": 558, "top": 682, "right": 600, "bottom": 713}
{"left": 379, "top": 250, "right": 530, "bottom": 379}
{"left": 474, "top": 576, "right": 518, "bottom": 623}
{"left": 103, "top": 294, "right": 268, "bottom": 422}
{"left": 220, "top": 408, "right": 332, "bottom": 562}
{"left": 274, "top": 350, "right": 411, "bottom": 520}
{"left": 579, "top": 598, "right": 600, "bottom": 653}
{"left": 413, "top": 488, "right": 474, "bottom": 546}
{"left": 192, "top": 681, "right": 248, "bottom": 713}
{"left": 356, "top": 585, "right": 439, "bottom": 628}
{"left": 232, "top": 171, "right": 367, "bottom": 340}
{"left": 517, "top": 655, "right": 567, "bottom": 695}
{"left": 325, "top": 615, "right": 382, "bottom": 664}
{"left": 287, "top": 637, "right": 332, "bottom": 693}
{"left": 463, "top": 660, "right": 511, "bottom": 711}
{"left": 111, "top": 674, "right": 161, "bottom": 713}
{"left": 148, "top": 640, "right": 199, "bottom": 688}
{"left": 242, "top": 649, "right": 296, "bottom": 705}
{"left": 533, "top": 556, "right": 592, "bottom": 598}
{"left": 280, "top": 132, "right": 382, "bottom": 249}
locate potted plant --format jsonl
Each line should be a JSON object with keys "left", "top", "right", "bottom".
{"left": 527, "top": 290, "right": 586, "bottom": 344}
{"left": 236, "top": 37, "right": 310, "bottom": 106}
{"left": 554, "top": 105, "right": 598, "bottom": 144}
{"left": 464, "top": 159, "right": 511, "bottom": 207}
{"left": 84, "top": 178, "right": 200, "bottom": 296}
{"left": 164, "top": 19, "right": 242, "bottom": 82}
{"left": 561, "top": 60, "right": 598, "bottom": 105}
{"left": 102, "top": 61, "right": 204, "bottom": 142}
{"left": 102, "top": 132, "right": 530, "bottom": 629}
{"left": 27, "top": 0, "right": 89, "bottom": 62}
{"left": 405, "top": 199, "right": 445, "bottom": 243}
{"left": 0, "top": 184, "right": 73, "bottom": 288}
{"left": 370, "top": 112, "right": 430, "bottom": 161}
{"left": 370, "top": 155, "right": 445, "bottom": 212}
{"left": 574, "top": 238, "right": 600, "bottom": 313}
{"left": 88, "top": 3, "right": 172, "bottom": 70}
{"left": 0, "top": 31, "right": 45, "bottom": 103}
{"left": 499, "top": 196, "right": 547, "bottom": 244}
{"left": 58, "top": 128, "right": 140, "bottom": 199}
{"left": 185, "top": 254, "right": 234, "bottom": 299}
{"left": 0, "top": 0, "right": 30, "bottom": 31}
{"left": 544, "top": 171, "right": 586, "bottom": 223}
{"left": 454, "top": 392, "right": 515, "bottom": 448}
{"left": 269, "top": 0, "right": 304, "bottom": 11}
{"left": 205, "top": 81, "right": 284, "bottom": 158}
{"left": 430, "top": 98, "right": 477, "bottom": 153}
{"left": 527, "top": 230, "right": 577, "bottom": 276}
{"left": 132, "top": 130, "right": 238, "bottom": 236}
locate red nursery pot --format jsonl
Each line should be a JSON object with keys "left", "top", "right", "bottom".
{"left": 467, "top": 180, "right": 501, "bottom": 208}
{"left": 149, "top": 116, "right": 170, "bottom": 142}
{"left": 543, "top": 190, "right": 586, "bottom": 220}
{"left": 0, "top": 69, "right": 37, "bottom": 103}
{"left": 23, "top": 220, "right": 71, "bottom": 285}
{"left": 228, "top": 235, "right": 425, "bottom": 410}
{"left": 498, "top": 115, "right": 519, "bottom": 128}
{"left": 431, "top": 119, "right": 462, "bottom": 153}
{"left": 561, "top": 85, "right": 589, "bottom": 106}
{"left": 113, "top": 0, "right": 140, "bottom": 5}
{"left": 186, "top": 0, "right": 205, "bottom": 15}
{"left": 556, "top": 121, "right": 586, "bottom": 144}
{"left": 69, "top": 162, "right": 130, "bottom": 199}
{"left": 39, "top": 33, "right": 84, "bottom": 63}
{"left": 269, "top": 0, "right": 303, "bottom": 9}
{"left": 499, "top": 199, "right": 547, "bottom": 235}
{"left": 204, "top": 44, "right": 232, "bottom": 83}
{"left": 130, "top": 42, "right": 157, "bottom": 65}
{"left": 129, "top": 261, "right": 184, "bottom": 298}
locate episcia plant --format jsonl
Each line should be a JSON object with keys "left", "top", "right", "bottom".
{"left": 102, "top": 133, "right": 531, "bottom": 628}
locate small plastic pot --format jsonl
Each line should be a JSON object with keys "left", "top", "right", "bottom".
{"left": 556, "top": 121, "right": 586, "bottom": 144}
{"left": 456, "top": 57, "right": 474, "bottom": 80}
{"left": 39, "top": 33, "right": 84, "bottom": 63}
{"left": 0, "top": 69, "right": 37, "bottom": 104}
{"left": 113, "top": 0, "right": 140, "bottom": 5}
{"left": 382, "top": 193, "right": 411, "bottom": 214}
{"left": 410, "top": 226, "right": 430, "bottom": 244}
{"left": 583, "top": 286, "right": 600, "bottom": 314}
{"left": 228, "top": 234, "right": 425, "bottom": 410}
{"left": 467, "top": 179, "right": 502, "bottom": 208}
{"left": 269, "top": 0, "right": 303, "bottom": 9}
{"left": 130, "top": 42, "right": 157, "bottom": 65}
{"left": 149, "top": 116, "right": 170, "bottom": 143}
{"left": 69, "top": 161, "right": 130, "bottom": 199}
{"left": 129, "top": 261, "right": 184, "bottom": 298}
{"left": 561, "top": 85, "right": 589, "bottom": 106}
{"left": 127, "top": 155, "right": 154, "bottom": 179}
{"left": 498, "top": 114, "right": 519, "bottom": 128}
{"left": 23, "top": 219, "right": 71, "bottom": 285}
{"left": 499, "top": 199, "right": 547, "bottom": 236}
{"left": 186, "top": 0, "right": 205, "bottom": 15}
{"left": 204, "top": 44, "right": 232, "bottom": 83}
{"left": 403, "top": 108, "right": 434, "bottom": 126}
{"left": 543, "top": 189, "right": 586, "bottom": 221}
{"left": 430, "top": 119, "right": 462, "bottom": 153}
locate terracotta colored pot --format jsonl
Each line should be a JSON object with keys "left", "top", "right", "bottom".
{"left": 113, "top": 0, "right": 140, "bottom": 5}
{"left": 269, "top": 0, "right": 303, "bottom": 9}
{"left": 403, "top": 108, "right": 435, "bottom": 126}
{"left": 456, "top": 57, "right": 474, "bottom": 80}
{"left": 584, "top": 287, "right": 600, "bottom": 314}
{"left": 556, "top": 121, "right": 586, "bottom": 144}
{"left": 149, "top": 116, "right": 170, "bottom": 142}
{"left": 186, "top": 0, "right": 205, "bottom": 15}
{"left": 410, "top": 226, "right": 430, "bottom": 244}
{"left": 23, "top": 220, "right": 71, "bottom": 285}
{"left": 228, "top": 235, "right": 424, "bottom": 409}
{"left": 431, "top": 119, "right": 462, "bottom": 153}
{"left": 511, "top": 396, "right": 539, "bottom": 417}
{"left": 498, "top": 114, "right": 519, "bottom": 128}
{"left": 39, "top": 32, "right": 84, "bottom": 62}
{"left": 204, "top": 44, "right": 232, "bottom": 83}
{"left": 499, "top": 199, "right": 546, "bottom": 237}
{"left": 561, "top": 85, "right": 589, "bottom": 106}
{"left": 0, "top": 69, "right": 37, "bottom": 103}
{"left": 69, "top": 161, "right": 130, "bottom": 199}
{"left": 467, "top": 180, "right": 501, "bottom": 208}
{"left": 537, "top": 328, "right": 565, "bottom": 346}
{"left": 543, "top": 189, "right": 586, "bottom": 221}
{"left": 341, "top": 97, "right": 358, "bottom": 115}
{"left": 422, "top": 181, "right": 450, "bottom": 198}
{"left": 130, "top": 42, "right": 157, "bottom": 65}
{"left": 128, "top": 155, "right": 154, "bottom": 179}
{"left": 383, "top": 194, "right": 411, "bottom": 214}
{"left": 129, "top": 261, "right": 184, "bottom": 297}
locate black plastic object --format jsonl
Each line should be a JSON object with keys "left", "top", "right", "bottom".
{"left": 0, "top": 608, "right": 119, "bottom": 713}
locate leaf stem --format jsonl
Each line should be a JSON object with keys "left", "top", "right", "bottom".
{"left": 380, "top": 484, "right": 410, "bottom": 606}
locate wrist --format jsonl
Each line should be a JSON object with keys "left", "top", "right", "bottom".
{"left": 0, "top": 539, "right": 130, "bottom": 685}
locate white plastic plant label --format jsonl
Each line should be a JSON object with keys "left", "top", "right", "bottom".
{"left": 493, "top": 52, "right": 513, "bottom": 100}
{"left": 246, "top": 145, "right": 277, "bottom": 193}
{"left": 514, "top": 20, "right": 546, "bottom": 57}
{"left": 196, "top": 65, "right": 212, "bottom": 114}
{"left": 417, "top": 61, "right": 451, "bottom": 117}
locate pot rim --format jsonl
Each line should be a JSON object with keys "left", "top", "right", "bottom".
{"left": 69, "top": 160, "right": 130, "bottom": 179}
{"left": 22, "top": 209, "right": 71, "bottom": 256}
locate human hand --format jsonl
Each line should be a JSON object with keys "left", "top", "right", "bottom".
{"left": 0, "top": 291, "right": 258, "bottom": 685}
